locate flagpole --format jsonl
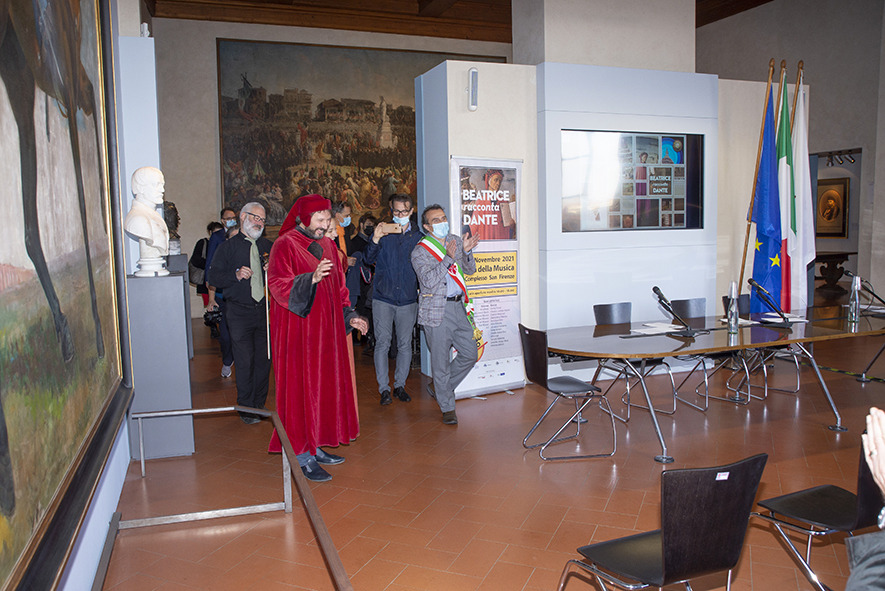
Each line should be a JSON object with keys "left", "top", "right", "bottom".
{"left": 790, "top": 60, "right": 804, "bottom": 132}
{"left": 738, "top": 58, "right": 777, "bottom": 290}
{"left": 774, "top": 60, "right": 787, "bottom": 133}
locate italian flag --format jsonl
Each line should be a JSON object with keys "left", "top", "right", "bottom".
{"left": 790, "top": 79, "right": 816, "bottom": 309}
{"left": 776, "top": 80, "right": 795, "bottom": 311}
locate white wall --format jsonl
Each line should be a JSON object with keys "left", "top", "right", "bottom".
{"left": 152, "top": 18, "right": 510, "bottom": 316}
{"left": 697, "top": 0, "right": 885, "bottom": 289}
{"left": 513, "top": 0, "right": 695, "bottom": 72}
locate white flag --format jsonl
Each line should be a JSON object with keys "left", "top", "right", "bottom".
{"left": 791, "top": 80, "right": 816, "bottom": 309}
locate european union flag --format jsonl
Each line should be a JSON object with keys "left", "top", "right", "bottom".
{"left": 750, "top": 87, "right": 782, "bottom": 314}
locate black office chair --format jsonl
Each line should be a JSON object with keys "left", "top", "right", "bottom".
{"left": 752, "top": 447, "right": 882, "bottom": 591}
{"left": 518, "top": 324, "right": 616, "bottom": 461}
{"left": 719, "top": 294, "right": 803, "bottom": 401}
{"left": 557, "top": 453, "right": 768, "bottom": 591}
{"left": 670, "top": 297, "right": 753, "bottom": 410}
{"left": 591, "top": 302, "right": 677, "bottom": 422}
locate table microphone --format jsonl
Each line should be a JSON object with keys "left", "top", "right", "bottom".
{"left": 652, "top": 285, "right": 671, "bottom": 307}
{"left": 748, "top": 278, "right": 792, "bottom": 328}
{"left": 652, "top": 286, "right": 698, "bottom": 338}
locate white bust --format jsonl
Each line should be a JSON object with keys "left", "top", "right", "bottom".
{"left": 125, "top": 166, "right": 170, "bottom": 276}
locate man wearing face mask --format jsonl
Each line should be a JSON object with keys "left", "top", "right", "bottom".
{"left": 364, "top": 194, "right": 424, "bottom": 406}
{"left": 411, "top": 204, "right": 480, "bottom": 425}
{"left": 267, "top": 194, "right": 368, "bottom": 482}
{"left": 205, "top": 207, "right": 238, "bottom": 377}
{"left": 207, "top": 203, "right": 273, "bottom": 424}
{"left": 332, "top": 201, "right": 355, "bottom": 259}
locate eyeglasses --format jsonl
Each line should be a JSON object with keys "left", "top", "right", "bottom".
{"left": 392, "top": 208, "right": 411, "bottom": 216}
{"left": 244, "top": 211, "right": 266, "bottom": 224}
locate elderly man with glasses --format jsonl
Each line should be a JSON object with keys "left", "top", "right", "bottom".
{"left": 207, "top": 202, "right": 273, "bottom": 424}
{"left": 364, "top": 193, "right": 424, "bottom": 406}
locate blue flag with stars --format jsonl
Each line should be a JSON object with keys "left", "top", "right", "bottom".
{"left": 750, "top": 87, "right": 782, "bottom": 313}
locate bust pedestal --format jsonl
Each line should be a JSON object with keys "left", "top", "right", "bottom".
{"left": 126, "top": 272, "right": 194, "bottom": 459}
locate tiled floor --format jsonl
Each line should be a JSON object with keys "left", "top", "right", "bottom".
{"left": 104, "top": 297, "right": 885, "bottom": 590}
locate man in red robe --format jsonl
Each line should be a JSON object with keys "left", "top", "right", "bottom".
{"left": 267, "top": 194, "right": 367, "bottom": 482}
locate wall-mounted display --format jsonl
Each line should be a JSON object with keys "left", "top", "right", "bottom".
{"left": 561, "top": 130, "right": 704, "bottom": 232}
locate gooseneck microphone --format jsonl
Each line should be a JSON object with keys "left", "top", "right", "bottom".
{"left": 652, "top": 286, "right": 698, "bottom": 338}
{"left": 748, "top": 278, "right": 792, "bottom": 328}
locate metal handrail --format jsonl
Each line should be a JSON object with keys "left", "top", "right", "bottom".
{"left": 123, "top": 405, "right": 353, "bottom": 591}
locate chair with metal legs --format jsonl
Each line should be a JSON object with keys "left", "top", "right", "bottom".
{"left": 752, "top": 447, "right": 882, "bottom": 591}
{"left": 671, "top": 297, "right": 755, "bottom": 410}
{"left": 518, "top": 324, "right": 616, "bottom": 461}
{"left": 591, "top": 303, "right": 677, "bottom": 422}
{"left": 557, "top": 453, "right": 768, "bottom": 591}
{"left": 717, "top": 294, "right": 803, "bottom": 401}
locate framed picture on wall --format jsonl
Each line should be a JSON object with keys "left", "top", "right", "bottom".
{"left": 1, "top": 0, "right": 128, "bottom": 586}
{"left": 216, "top": 40, "right": 504, "bottom": 232}
{"left": 816, "top": 177, "right": 849, "bottom": 238}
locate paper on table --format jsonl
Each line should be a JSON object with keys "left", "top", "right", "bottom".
{"left": 760, "top": 313, "right": 808, "bottom": 324}
{"left": 632, "top": 322, "right": 684, "bottom": 335}
{"left": 718, "top": 317, "right": 756, "bottom": 326}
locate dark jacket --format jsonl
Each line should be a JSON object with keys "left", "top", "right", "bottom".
{"left": 364, "top": 225, "right": 422, "bottom": 307}
{"left": 190, "top": 237, "right": 209, "bottom": 294}
{"left": 207, "top": 232, "right": 273, "bottom": 306}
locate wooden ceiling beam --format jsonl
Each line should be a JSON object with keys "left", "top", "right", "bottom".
{"left": 151, "top": 0, "right": 510, "bottom": 42}
{"left": 418, "top": 0, "right": 457, "bottom": 18}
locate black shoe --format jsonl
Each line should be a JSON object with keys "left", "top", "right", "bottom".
{"left": 301, "top": 458, "right": 332, "bottom": 482}
{"left": 442, "top": 411, "right": 458, "bottom": 425}
{"left": 315, "top": 448, "right": 345, "bottom": 465}
{"left": 393, "top": 387, "right": 411, "bottom": 402}
{"left": 380, "top": 390, "right": 392, "bottom": 405}
{"left": 426, "top": 382, "right": 436, "bottom": 399}
{"left": 239, "top": 413, "right": 260, "bottom": 425}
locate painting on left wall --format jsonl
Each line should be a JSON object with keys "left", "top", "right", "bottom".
{"left": 0, "top": 0, "right": 122, "bottom": 585}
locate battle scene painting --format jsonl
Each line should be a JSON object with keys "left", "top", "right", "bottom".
{"left": 0, "top": 0, "right": 120, "bottom": 583}
{"left": 217, "top": 40, "right": 504, "bottom": 226}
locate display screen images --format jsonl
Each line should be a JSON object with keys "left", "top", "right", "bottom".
{"left": 561, "top": 130, "right": 704, "bottom": 232}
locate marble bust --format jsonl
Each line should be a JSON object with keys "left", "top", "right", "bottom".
{"left": 124, "top": 166, "right": 170, "bottom": 277}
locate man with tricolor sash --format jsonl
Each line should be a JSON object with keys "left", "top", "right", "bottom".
{"left": 411, "top": 204, "right": 481, "bottom": 425}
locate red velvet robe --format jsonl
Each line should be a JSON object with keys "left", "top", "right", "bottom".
{"left": 267, "top": 212, "right": 359, "bottom": 455}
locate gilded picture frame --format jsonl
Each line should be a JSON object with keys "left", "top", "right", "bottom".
{"left": 0, "top": 0, "right": 128, "bottom": 586}
{"left": 816, "top": 177, "right": 849, "bottom": 238}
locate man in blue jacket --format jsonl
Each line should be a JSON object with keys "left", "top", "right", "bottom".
{"left": 364, "top": 194, "right": 423, "bottom": 405}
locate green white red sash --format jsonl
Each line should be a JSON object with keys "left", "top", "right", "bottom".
{"left": 419, "top": 234, "right": 482, "bottom": 343}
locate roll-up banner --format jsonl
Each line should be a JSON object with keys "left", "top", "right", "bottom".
{"left": 450, "top": 157, "right": 525, "bottom": 398}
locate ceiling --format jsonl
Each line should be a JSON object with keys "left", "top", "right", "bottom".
{"left": 146, "top": 0, "right": 774, "bottom": 44}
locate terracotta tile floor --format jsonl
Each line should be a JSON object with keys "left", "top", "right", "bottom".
{"left": 104, "top": 301, "right": 885, "bottom": 590}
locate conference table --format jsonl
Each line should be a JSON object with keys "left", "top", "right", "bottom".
{"left": 546, "top": 307, "right": 885, "bottom": 463}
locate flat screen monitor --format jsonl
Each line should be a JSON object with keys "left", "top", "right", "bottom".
{"left": 561, "top": 130, "right": 704, "bottom": 232}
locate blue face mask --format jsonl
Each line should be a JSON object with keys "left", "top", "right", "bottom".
{"left": 432, "top": 222, "right": 449, "bottom": 238}
{"left": 224, "top": 219, "right": 237, "bottom": 228}
{"left": 341, "top": 216, "right": 351, "bottom": 228}
{"left": 393, "top": 216, "right": 409, "bottom": 226}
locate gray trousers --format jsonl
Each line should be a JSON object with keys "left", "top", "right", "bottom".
{"left": 424, "top": 300, "right": 478, "bottom": 413}
{"left": 373, "top": 300, "right": 418, "bottom": 393}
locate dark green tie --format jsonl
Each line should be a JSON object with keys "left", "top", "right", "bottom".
{"left": 246, "top": 237, "right": 263, "bottom": 302}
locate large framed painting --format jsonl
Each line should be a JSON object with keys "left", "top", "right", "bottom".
{"left": 816, "top": 177, "right": 849, "bottom": 238}
{"left": 0, "top": 0, "right": 127, "bottom": 586}
{"left": 217, "top": 40, "right": 505, "bottom": 228}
